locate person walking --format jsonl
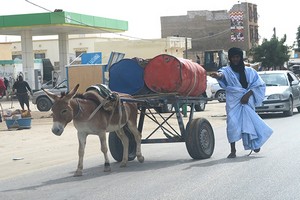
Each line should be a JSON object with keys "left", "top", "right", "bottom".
{"left": 211, "top": 47, "right": 273, "bottom": 158}
{"left": 0, "top": 78, "right": 6, "bottom": 99}
{"left": 12, "top": 75, "right": 33, "bottom": 111}
{"left": 4, "top": 77, "right": 9, "bottom": 100}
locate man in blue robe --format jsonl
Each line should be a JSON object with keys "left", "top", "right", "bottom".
{"left": 211, "top": 47, "right": 273, "bottom": 158}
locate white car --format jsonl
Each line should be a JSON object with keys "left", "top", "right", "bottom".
{"left": 206, "top": 76, "right": 226, "bottom": 102}
{"left": 32, "top": 80, "right": 68, "bottom": 112}
{"left": 256, "top": 70, "right": 300, "bottom": 116}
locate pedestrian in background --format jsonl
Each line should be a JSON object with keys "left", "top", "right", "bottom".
{"left": 211, "top": 47, "right": 273, "bottom": 158}
{"left": 12, "top": 75, "right": 33, "bottom": 111}
{"left": 0, "top": 78, "right": 6, "bottom": 99}
{"left": 4, "top": 77, "right": 9, "bottom": 100}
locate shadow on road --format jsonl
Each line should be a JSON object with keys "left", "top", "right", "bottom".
{"left": 258, "top": 111, "right": 300, "bottom": 119}
{"left": 183, "top": 154, "right": 263, "bottom": 170}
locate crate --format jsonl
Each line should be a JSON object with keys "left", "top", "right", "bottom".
{"left": 5, "top": 117, "right": 32, "bottom": 130}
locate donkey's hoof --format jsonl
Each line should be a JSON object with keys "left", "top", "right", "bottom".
{"left": 74, "top": 170, "right": 83, "bottom": 177}
{"left": 120, "top": 162, "right": 127, "bottom": 168}
{"left": 104, "top": 166, "right": 111, "bottom": 172}
{"left": 104, "top": 162, "right": 111, "bottom": 172}
{"left": 138, "top": 156, "right": 145, "bottom": 163}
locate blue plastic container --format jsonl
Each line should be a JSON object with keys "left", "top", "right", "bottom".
{"left": 109, "top": 58, "right": 152, "bottom": 95}
{"left": 5, "top": 118, "right": 32, "bottom": 130}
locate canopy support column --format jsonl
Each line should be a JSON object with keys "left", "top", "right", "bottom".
{"left": 58, "top": 33, "right": 69, "bottom": 79}
{"left": 21, "top": 30, "right": 35, "bottom": 89}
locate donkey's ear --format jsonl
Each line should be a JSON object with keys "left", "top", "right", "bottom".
{"left": 43, "top": 88, "right": 60, "bottom": 101}
{"left": 66, "top": 84, "right": 80, "bottom": 99}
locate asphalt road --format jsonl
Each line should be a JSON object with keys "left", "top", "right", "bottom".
{"left": 1, "top": 101, "right": 300, "bottom": 200}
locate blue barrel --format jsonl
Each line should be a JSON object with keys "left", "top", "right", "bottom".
{"left": 109, "top": 58, "right": 152, "bottom": 95}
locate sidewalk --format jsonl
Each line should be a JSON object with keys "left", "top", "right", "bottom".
{"left": 0, "top": 97, "right": 39, "bottom": 112}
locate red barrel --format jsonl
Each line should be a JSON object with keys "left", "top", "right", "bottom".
{"left": 144, "top": 54, "right": 207, "bottom": 97}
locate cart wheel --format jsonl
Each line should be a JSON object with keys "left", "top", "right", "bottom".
{"left": 185, "top": 118, "right": 215, "bottom": 159}
{"left": 109, "top": 126, "right": 137, "bottom": 162}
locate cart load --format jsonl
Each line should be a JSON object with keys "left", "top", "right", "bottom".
{"left": 144, "top": 54, "right": 207, "bottom": 96}
{"left": 109, "top": 55, "right": 207, "bottom": 97}
{"left": 109, "top": 58, "right": 153, "bottom": 95}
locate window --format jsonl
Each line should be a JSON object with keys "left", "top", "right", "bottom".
{"left": 288, "top": 72, "right": 299, "bottom": 84}
{"left": 34, "top": 53, "right": 46, "bottom": 59}
{"left": 253, "top": 5, "right": 258, "bottom": 23}
{"left": 12, "top": 54, "right": 22, "bottom": 60}
{"left": 248, "top": 5, "right": 253, "bottom": 21}
{"left": 75, "top": 51, "right": 86, "bottom": 57}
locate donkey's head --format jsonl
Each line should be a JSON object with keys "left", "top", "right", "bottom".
{"left": 43, "top": 84, "right": 79, "bottom": 136}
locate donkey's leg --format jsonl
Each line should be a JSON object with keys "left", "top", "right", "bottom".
{"left": 128, "top": 122, "right": 144, "bottom": 163}
{"left": 74, "top": 132, "right": 87, "bottom": 176}
{"left": 115, "top": 129, "right": 129, "bottom": 167}
{"left": 99, "top": 134, "right": 111, "bottom": 172}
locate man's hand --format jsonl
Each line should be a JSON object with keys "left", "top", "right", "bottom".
{"left": 241, "top": 90, "right": 253, "bottom": 104}
{"left": 210, "top": 72, "right": 223, "bottom": 79}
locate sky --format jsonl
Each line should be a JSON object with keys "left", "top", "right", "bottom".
{"left": 0, "top": 0, "right": 299, "bottom": 46}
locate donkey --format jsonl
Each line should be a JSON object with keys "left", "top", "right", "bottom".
{"left": 43, "top": 84, "right": 144, "bottom": 176}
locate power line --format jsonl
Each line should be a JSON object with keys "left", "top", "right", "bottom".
{"left": 25, "top": 0, "right": 234, "bottom": 43}
{"left": 24, "top": 0, "right": 147, "bottom": 40}
{"left": 192, "top": 28, "right": 231, "bottom": 41}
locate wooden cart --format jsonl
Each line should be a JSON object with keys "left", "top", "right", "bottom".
{"left": 108, "top": 93, "right": 215, "bottom": 161}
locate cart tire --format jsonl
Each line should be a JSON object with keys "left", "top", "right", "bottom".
{"left": 109, "top": 127, "right": 137, "bottom": 162}
{"left": 185, "top": 118, "right": 215, "bottom": 159}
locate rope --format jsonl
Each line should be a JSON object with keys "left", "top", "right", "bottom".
{"left": 247, "top": 150, "right": 253, "bottom": 156}
{"left": 186, "top": 67, "right": 198, "bottom": 96}
{"left": 87, "top": 98, "right": 109, "bottom": 121}
{"left": 116, "top": 94, "right": 123, "bottom": 130}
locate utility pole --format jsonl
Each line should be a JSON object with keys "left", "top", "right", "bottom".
{"left": 182, "top": 37, "right": 188, "bottom": 117}
{"left": 185, "top": 37, "right": 188, "bottom": 59}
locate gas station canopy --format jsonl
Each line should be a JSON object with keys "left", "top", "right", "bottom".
{"left": 0, "top": 11, "right": 128, "bottom": 35}
{"left": 0, "top": 11, "right": 128, "bottom": 89}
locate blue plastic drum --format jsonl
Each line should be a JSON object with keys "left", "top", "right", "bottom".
{"left": 109, "top": 58, "right": 152, "bottom": 95}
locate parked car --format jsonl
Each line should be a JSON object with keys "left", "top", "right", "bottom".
{"left": 32, "top": 80, "right": 68, "bottom": 112}
{"left": 255, "top": 70, "right": 300, "bottom": 116}
{"left": 206, "top": 75, "right": 226, "bottom": 102}
{"left": 41, "top": 80, "right": 54, "bottom": 89}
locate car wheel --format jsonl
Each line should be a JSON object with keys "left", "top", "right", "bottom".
{"left": 37, "top": 96, "right": 53, "bottom": 112}
{"left": 195, "top": 102, "right": 206, "bottom": 111}
{"left": 283, "top": 97, "right": 293, "bottom": 117}
{"left": 216, "top": 90, "right": 226, "bottom": 102}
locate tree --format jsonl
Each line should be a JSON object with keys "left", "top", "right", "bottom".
{"left": 296, "top": 25, "right": 300, "bottom": 50}
{"left": 249, "top": 33, "right": 289, "bottom": 70}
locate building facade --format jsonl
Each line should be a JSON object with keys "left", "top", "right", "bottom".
{"left": 160, "top": 2, "right": 259, "bottom": 62}
{"left": 0, "top": 35, "right": 191, "bottom": 90}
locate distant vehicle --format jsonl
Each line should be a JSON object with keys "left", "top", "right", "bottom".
{"left": 32, "top": 80, "right": 68, "bottom": 112}
{"left": 201, "top": 50, "right": 228, "bottom": 72}
{"left": 289, "top": 64, "right": 300, "bottom": 75}
{"left": 206, "top": 76, "right": 226, "bottom": 102}
{"left": 256, "top": 70, "right": 300, "bottom": 116}
{"left": 287, "top": 58, "right": 300, "bottom": 75}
